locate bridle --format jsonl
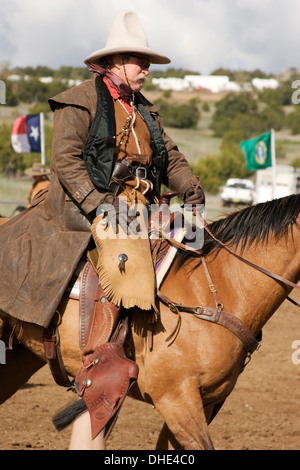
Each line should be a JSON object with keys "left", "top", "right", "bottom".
{"left": 196, "top": 209, "right": 300, "bottom": 293}
{"left": 161, "top": 207, "right": 300, "bottom": 295}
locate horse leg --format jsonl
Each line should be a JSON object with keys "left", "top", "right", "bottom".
{"left": 154, "top": 381, "right": 214, "bottom": 450}
{"left": 207, "top": 401, "right": 225, "bottom": 424}
{"left": 0, "top": 343, "right": 45, "bottom": 404}
{"left": 156, "top": 422, "right": 182, "bottom": 450}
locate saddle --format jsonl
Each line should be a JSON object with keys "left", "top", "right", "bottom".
{"left": 48, "top": 192, "right": 182, "bottom": 439}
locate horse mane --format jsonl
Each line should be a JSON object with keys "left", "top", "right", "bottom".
{"left": 176, "top": 194, "right": 300, "bottom": 269}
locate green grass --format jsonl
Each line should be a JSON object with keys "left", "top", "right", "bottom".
{"left": 165, "top": 126, "right": 222, "bottom": 164}
{"left": 0, "top": 175, "right": 30, "bottom": 216}
{"left": 0, "top": 173, "right": 227, "bottom": 222}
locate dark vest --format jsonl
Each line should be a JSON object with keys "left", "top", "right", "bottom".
{"left": 83, "top": 75, "right": 167, "bottom": 197}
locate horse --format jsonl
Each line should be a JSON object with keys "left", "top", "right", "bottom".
{"left": 0, "top": 218, "right": 9, "bottom": 227}
{"left": 0, "top": 194, "right": 299, "bottom": 450}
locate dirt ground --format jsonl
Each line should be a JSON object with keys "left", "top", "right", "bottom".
{"left": 0, "top": 289, "right": 299, "bottom": 451}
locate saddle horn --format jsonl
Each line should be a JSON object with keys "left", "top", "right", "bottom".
{"left": 159, "top": 191, "right": 178, "bottom": 206}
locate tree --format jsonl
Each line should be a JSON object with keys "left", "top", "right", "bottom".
{"left": 0, "top": 123, "right": 52, "bottom": 176}
{"left": 259, "top": 80, "right": 298, "bottom": 106}
{"left": 211, "top": 92, "right": 259, "bottom": 136}
{"left": 259, "top": 105, "right": 285, "bottom": 131}
{"left": 0, "top": 123, "right": 25, "bottom": 175}
{"left": 191, "top": 130, "right": 252, "bottom": 194}
{"left": 290, "top": 157, "right": 300, "bottom": 169}
{"left": 154, "top": 99, "right": 200, "bottom": 128}
{"left": 285, "top": 106, "right": 300, "bottom": 134}
{"left": 191, "top": 155, "right": 222, "bottom": 193}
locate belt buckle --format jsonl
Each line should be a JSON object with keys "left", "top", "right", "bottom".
{"left": 136, "top": 166, "right": 147, "bottom": 180}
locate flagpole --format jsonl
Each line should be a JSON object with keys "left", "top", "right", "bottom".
{"left": 271, "top": 128, "right": 276, "bottom": 199}
{"left": 40, "top": 112, "right": 46, "bottom": 165}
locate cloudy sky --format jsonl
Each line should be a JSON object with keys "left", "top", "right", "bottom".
{"left": 0, "top": 0, "right": 299, "bottom": 75}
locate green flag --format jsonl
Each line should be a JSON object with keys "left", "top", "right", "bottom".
{"left": 240, "top": 131, "right": 272, "bottom": 170}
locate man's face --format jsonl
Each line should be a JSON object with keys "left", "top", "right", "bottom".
{"left": 112, "top": 54, "right": 151, "bottom": 92}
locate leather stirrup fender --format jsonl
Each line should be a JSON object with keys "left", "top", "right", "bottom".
{"left": 79, "top": 261, "right": 100, "bottom": 351}
{"left": 83, "top": 282, "right": 120, "bottom": 355}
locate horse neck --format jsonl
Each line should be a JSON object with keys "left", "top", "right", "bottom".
{"left": 0, "top": 218, "right": 9, "bottom": 227}
{"left": 200, "top": 224, "right": 300, "bottom": 336}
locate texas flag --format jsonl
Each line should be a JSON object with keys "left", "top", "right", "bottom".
{"left": 11, "top": 114, "right": 41, "bottom": 153}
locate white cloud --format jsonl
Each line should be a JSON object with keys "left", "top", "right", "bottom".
{"left": 0, "top": 0, "right": 300, "bottom": 74}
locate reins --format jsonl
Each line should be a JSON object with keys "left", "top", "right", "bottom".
{"left": 193, "top": 208, "right": 300, "bottom": 295}
{"left": 157, "top": 208, "right": 300, "bottom": 300}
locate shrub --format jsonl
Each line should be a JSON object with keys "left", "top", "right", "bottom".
{"left": 154, "top": 99, "right": 200, "bottom": 128}
{"left": 191, "top": 130, "right": 252, "bottom": 194}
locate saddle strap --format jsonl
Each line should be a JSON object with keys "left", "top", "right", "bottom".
{"left": 43, "top": 325, "right": 73, "bottom": 388}
{"left": 156, "top": 290, "right": 260, "bottom": 354}
{"left": 79, "top": 260, "right": 100, "bottom": 351}
{"left": 192, "top": 306, "right": 260, "bottom": 354}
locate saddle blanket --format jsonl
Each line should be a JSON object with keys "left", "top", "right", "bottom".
{"left": 153, "top": 226, "right": 186, "bottom": 288}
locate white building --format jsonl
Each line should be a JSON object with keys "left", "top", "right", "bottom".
{"left": 39, "top": 76, "right": 54, "bottom": 84}
{"left": 152, "top": 77, "right": 188, "bottom": 91}
{"left": 152, "top": 75, "right": 241, "bottom": 93}
{"left": 251, "top": 78, "right": 279, "bottom": 90}
{"left": 7, "top": 74, "right": 21, "bottom": 81}
{"left": 67, "top": 79, "right": 83, "bottom": 87}
{"left": 255, "top": 165, "right": 300, "bottom": 203}
{"left": 185, "top": 75, "right": 240, "bottom": 93}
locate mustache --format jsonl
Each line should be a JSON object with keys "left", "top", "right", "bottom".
{"left": 133, "top": 73, "right": 147, "bottom": 83}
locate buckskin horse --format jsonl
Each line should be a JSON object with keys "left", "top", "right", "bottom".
{"left": 0, "top": 194, "right": 299, "bottom": 450}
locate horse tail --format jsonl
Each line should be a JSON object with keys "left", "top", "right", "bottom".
{"left": 52, "top": 399, "right": 87, "bottom": 431}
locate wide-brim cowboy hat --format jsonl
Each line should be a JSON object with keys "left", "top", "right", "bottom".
{"left": 84, "top": 10, "right": 171, "bottom": 66}
{"left": 25, "top": 162, "right": 50, "bottom": 176}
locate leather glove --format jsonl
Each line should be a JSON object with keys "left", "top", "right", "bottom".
{"left": 96, "top": 193, "right": 140, "bottom": 235}
{"left": 183, "top": 177, "right": 205, "bottom": 210}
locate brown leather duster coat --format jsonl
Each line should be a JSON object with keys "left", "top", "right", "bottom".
{"left": 0, "top": 75, "right": 196, "bottom": 327}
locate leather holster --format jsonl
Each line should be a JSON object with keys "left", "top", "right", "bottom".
{"left": 109, "top": 159, "right": 136, "bottom": 194}
{"left": 76, "top": 339, "right": 139, "bottom": 440}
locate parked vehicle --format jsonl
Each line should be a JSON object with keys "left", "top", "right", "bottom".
{"left": 221, "top": 178, "right": 255, "bottom": 207}
{"left": 255, "top": 165, "right": 300, "bottom": 203}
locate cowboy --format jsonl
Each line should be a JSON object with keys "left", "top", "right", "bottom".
{"left": 25, "top": 162, "right": 50, "bottom": 206}
{"left": 67, "top": 10, "right": 205, "bottom": 449}
{"left": 0, "top": 10, "right": 205, "bottom": 448}
{"left": 0, "top": 9, "right": 204, "bottom": 325}
{"left": 47, "top": 10, "right": 204, "bottom": 346}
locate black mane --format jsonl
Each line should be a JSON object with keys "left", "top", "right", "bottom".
{"left": 176, "top": 194, "right": 300, "bottom": 269}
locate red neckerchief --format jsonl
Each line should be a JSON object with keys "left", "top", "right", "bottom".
{"left": 103, "top": 77, "right": 131, "bottom": 113}
{"left": 86, "top": 61, "right": 132, "bottom": 112}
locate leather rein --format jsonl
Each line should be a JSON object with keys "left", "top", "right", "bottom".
{"left": 156, "top": 208, "right": 300, "bottom": 355}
